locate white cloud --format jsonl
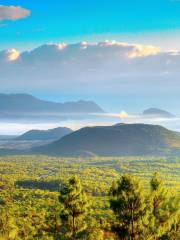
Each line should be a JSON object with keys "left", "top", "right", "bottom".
{"left": 128, "top": 44, "right": 160, "bottom": 58}
{"left": 6, "top": 49, "right": 20, "bottom": 61}
{"left": 0, "top": 40, "right": 180, "bottom": 104}
{"left": 1, "top": 113, "right": 180, "bottom": 135}
{"left": 97, "top": 40, "right": 160, "bottom": 58}
{"left": 0, "top": 49, "right": 20, "bottom": 62}
{"left": 0, "top": 5, "right": 30, "bottom": 21}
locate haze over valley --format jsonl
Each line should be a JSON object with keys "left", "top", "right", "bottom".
{"left": 0, "top": 93, "right": 179, "bottom": 157}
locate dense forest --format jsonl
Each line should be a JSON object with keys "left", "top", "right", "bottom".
{"left": 0, "top": 155, "right": 179, "bottom": 239}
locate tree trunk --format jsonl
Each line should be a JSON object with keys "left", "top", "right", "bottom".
{"left": 72, "top": 214, "right": 76, "bottom": 240}
{"left": 131, "top": 204, "right": 134, "bottom": 240}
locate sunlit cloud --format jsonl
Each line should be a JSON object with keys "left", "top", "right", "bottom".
{"left": 57, "top": 43, "right": 67, "bottom": 50}
{"left": 6, "top": 49, "right": 20, "bottom": 61}
{"left": 0, "top": 40, "right": 173, "bottom": 88}
{"left": 128, "top": 44, "right": 160, "bottom": 58}
{"left": 0, "top": 40, "right": 179, "bottom": 114}
{"left": 0, "top": 49, "right": 20, "bottom": 62}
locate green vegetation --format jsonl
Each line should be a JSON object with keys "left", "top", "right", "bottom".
{"left": 110, "top": 174, "right": 148, "bottom": 239}
{"left": 34, "top": 124, "right": 180, "bottom": 156}
{"left": 59, "top": 176, "right": 90, "bottom": 239}
{"left": 0, "top": 155, "right": 179, "bottom": 239}
{"left": 110, "top": 173, "right": 179, "bottom": 240}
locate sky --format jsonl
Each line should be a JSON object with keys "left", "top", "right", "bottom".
{"left": 0, "top": 0, "right": 180, "bottom": 114}
{"left": 1, "top": 0, "right": 180, "bottom": 50}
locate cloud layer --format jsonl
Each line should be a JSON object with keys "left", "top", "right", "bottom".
{"left": 1, "top": 114, "right": 180, "bottom": 135}
{"left": 0, "top": 6, "right": 30, "bottom": 21}
{"left": 0, "top": 40, "right": 179, "bottom": 110}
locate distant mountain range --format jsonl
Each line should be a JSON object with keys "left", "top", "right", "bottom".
{"left": 33, "top": 123, "right": 180, "bottom": 156}
{"left": 0, "top": 93, "right": 104, "bottom": 118}
{"left": 143, "top": 108, "right": 174, "bottom": 118}
{"left": 0, "top": 135, "right": 17, "bottom": 140}
{"left": 16, "top": 127, "right": 73, "bottom": 141}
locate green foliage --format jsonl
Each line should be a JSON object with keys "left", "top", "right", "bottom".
{"left": 0, "top": 155, "right": 179, "bottom": 239}
{"left": 109, "top": 173, "right": 180, "bottom": 240}
{"left": 147, "top": 173, "right": 180, "bottom": 239}
{"left": 110, "top": 174, "right": 147, "bottom": 240}
{"left": 0, "top": 179, "right": 18, "bottom": 240}
{"left": 59, "top": 176, "right": 90, "bottom": 239}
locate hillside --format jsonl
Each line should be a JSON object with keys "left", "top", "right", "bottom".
{"left": 33, "top": 123, "right": 180, "bottom": 156}
{"left": 143, "top": 108, "right": 174, "bottom": 118}
{"left": 16, "top": 127, "right": 73, "bottom": 141}
{"left": 0, "top": 94, "right": 104, "bottom": 117}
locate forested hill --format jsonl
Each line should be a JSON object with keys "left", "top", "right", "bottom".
{"left": 16, "top": 127, "right": 73, "bottom": 141}
{"left": 33, "top": 123, "right": 180, "bottom": 156}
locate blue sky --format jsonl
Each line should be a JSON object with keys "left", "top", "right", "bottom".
{"left": 0, "top": 0, "right": 180, "bottom": 115}
{"left": 1, "top": 0, "right": 180, "bottom": 50}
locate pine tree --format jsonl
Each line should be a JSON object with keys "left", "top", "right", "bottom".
{"left": 148, "top": 172, "right": 180, "bottom": 240}
{"left": 59, "top": 175, "right": 90, "bottom": 240}
{"left": 109, "top": 173, "right": 147, "bottom": 240}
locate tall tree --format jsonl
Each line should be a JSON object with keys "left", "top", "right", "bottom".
{"left": 59, "top": 175, "right": 90, "bottom": 240}
{"left": 148, "top": 172, "right": 180, "bottom": 240}
{"left": 109, "top": 174, "right": 147, "bottom": 240}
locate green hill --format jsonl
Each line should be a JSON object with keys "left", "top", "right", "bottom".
{"left": 33, "top": 123, "right": 180, "bottom": 156}
{"left": 16, "top": 127, "right": 73, "bottom": 141}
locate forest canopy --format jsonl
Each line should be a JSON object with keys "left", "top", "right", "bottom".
{"left": 0, "top": 155, "right": 179, "bottom": 239}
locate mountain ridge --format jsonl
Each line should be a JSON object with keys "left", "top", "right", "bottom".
{"left": 0, "top": 93, "right": 104, "bottom": 117}
{"left": 16, "top": 126, "right": 73, "bottom": 141}
{"left": 32, "top": 123, "right": 180, "bottom": 156}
